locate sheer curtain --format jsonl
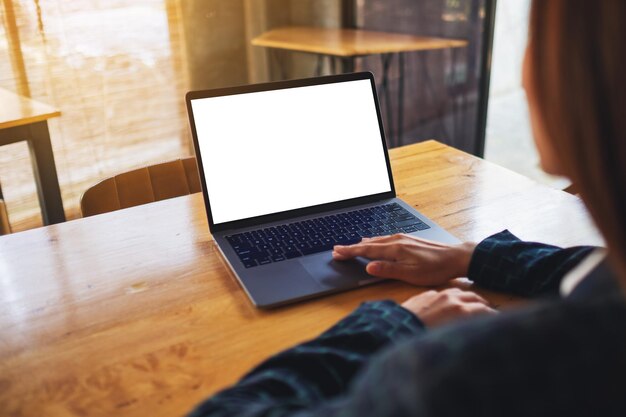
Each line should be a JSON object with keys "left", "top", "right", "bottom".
{"left": 0, "top": 0, "right": 190, "bottom": 231}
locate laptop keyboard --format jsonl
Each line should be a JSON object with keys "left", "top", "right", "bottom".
{"left": 225, "top": 203, "right": 430, "bottom": 269}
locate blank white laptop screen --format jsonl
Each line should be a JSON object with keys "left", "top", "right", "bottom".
{"left": 190, "top": 79, "right": 392, "bottom": 225}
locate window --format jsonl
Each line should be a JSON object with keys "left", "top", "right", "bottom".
{"left": 0, "top": 0, "right": 189, "bottom": 230}
{"left": 1, "top": 0, "right": 495, "bottom": 231}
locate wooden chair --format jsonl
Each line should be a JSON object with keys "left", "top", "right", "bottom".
{"left": 0, "top": 199, "right": 11, "bottom": 235}
{"left": 81, "top": 157, "right": 202, "bottom": 217}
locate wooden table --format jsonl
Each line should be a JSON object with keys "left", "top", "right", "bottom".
{"left": 0, "top": 88, "right": 66, "bottom": 225}
{"left": 251, "top": 26, "right": 467, "bottom": 57}
{"left": 0, "top": 141, "right": 602, "bottom": 417}
{"left": 252, "top": 27, "right": 468, "bottom": 145}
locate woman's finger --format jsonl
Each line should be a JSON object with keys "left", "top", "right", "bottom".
{"left": 360, "top": 233, "right": 406, "bottom": 243}
{"left": 364, "top": 234, "right": 454, "bottom": 250}
{"left": 458, "top": 302, "right": 498, "bottom": 316}
{"left": 455, "top": 290, "right": 490, "bottom": 306}
{"left": 440, "top": 288, "right": 490, "bottom": 307}
{"left": 365, "top": 260, "right": 417, "bottom": 281}
{"left": 332, "top": 242, "right": 399, "bottom": 261}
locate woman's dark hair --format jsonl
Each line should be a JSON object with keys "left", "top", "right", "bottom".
{"left": 528, "top": 0, "right": 626, "bottom": 283}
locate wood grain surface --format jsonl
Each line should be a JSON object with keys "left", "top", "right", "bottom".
{"left": 0, "top": 88, "right": 60, "bottom": 129}
{"left": 0, "top": 141, "right": 602, "bottom": 417}
{"left": 251, "top": 26, "right": 467, "bottom": 57}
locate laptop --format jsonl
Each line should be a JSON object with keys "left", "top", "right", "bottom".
{"left": 185, "top": 71, "right": 459, "bottom": 308}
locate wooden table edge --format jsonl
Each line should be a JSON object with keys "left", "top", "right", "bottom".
{"left": 251, "top": 27, "right": 468, "bottom": 57}
{"left": 0, "top": 109, "right": 62, "bottom": 130}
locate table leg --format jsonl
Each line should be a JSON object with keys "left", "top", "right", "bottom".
{"left": 454, "top": 47, "right": 469, "bottom": 145}
{"left": 380, "top": 53, "right": 394, "bottom": 147}
{"left": 397, "top": 52, "right": 405, "bottom": 147}
{"left": 271, "top": 49, "right": 287, "bottom": 80}
{"left": 451, "top": 47, "right": 460, "bottom": 141}
{"left": 27, "top": 121, "right": 66, "bottom": 224}
{"left": 341, "top": 56, "right": 355, "bottom": 73}
{"left": 315, "top": 55, "right": 324, "bottom": 76}
{"left": 420, "top": 53, "right": 449, "bottom": 140}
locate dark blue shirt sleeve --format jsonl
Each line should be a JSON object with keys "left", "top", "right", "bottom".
{"left": 189, "top": 300, "right": 424, "bottom": 417}
{"left": 188, "top": 231, "right": 604, "bottom": 417}
{"left": 288, "top": 295, "right": 626, "bottom": 417}
{"left": 468, "top": 229, "right": 597, "bottom": 296}
{"left": 190, "top": 295, "right": 626, "bottom": 417}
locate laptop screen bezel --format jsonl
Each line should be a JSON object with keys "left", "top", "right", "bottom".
{"left": 185, "top": 71, "right": 397, "bottom": 233}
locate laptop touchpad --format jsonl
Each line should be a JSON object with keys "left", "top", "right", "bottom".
{"left": 300, "top": 253, "right": 381, "bottom": 290}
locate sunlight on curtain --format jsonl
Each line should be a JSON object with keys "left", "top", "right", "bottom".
{"left": 0, "top": 0, "right": 189, "bottom": 231}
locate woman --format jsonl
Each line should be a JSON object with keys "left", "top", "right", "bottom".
{"left": 190, "top": 1, "right": 626, "bottom": 415}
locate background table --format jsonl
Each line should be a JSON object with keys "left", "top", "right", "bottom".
{"left": 0, "top": 141, "right": 602, "bottom": 417}
{"left": 0, "top": 88, "right": 66, "bottom": 225}
{"left": 252, "top": 27, "right": 468, "bottom": 146}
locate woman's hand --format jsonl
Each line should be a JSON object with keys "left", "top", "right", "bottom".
{"left": 332, "top": 234, "right": 476, "bottom": 286}
{"left": 401, "top": 288, "right": 497, "bottom": 327}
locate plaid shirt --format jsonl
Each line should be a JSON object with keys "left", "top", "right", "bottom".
{"left": 189, "top": 230, "right": 626, "bottom": 417}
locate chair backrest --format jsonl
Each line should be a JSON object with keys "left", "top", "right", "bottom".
{"left": 81, "top": 157, "right": 201, "bottom": 217}
{"left": 0, "top": 199, "right": 11, "bottom": 235}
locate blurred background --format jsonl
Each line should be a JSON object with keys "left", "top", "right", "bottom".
{"left": 0, "top": 0, "right": 561, "bottom": 233}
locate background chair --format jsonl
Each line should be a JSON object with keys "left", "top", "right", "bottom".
{"left": 0, "top": 199, "right": 11, "bottom": 235}
{"left": 81, "top": 157, "right": 201, "bottom": 217}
